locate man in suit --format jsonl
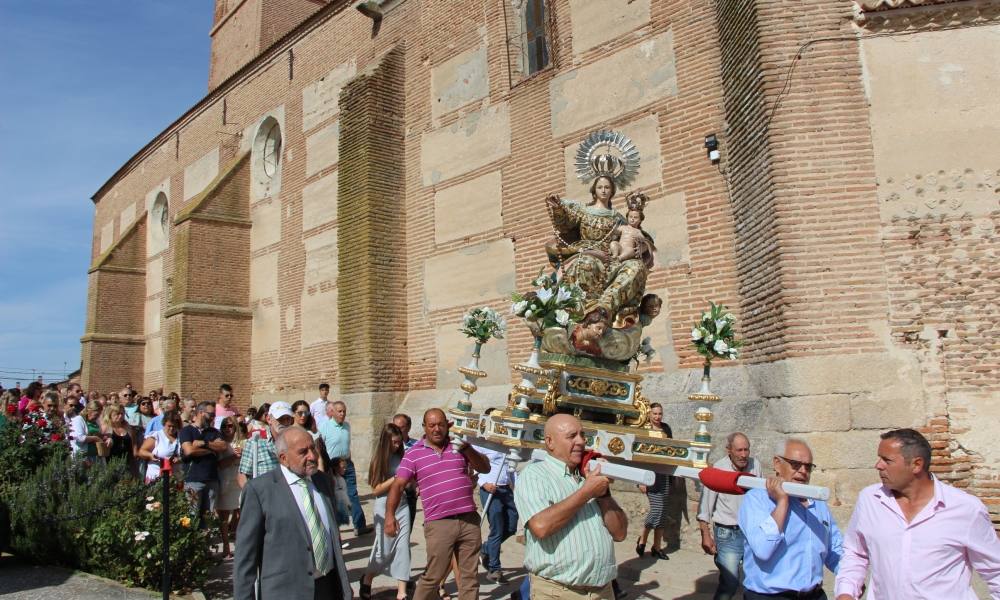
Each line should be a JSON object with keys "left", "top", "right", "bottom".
{"left": 234, "top": 426, "right": 352, "bottom": 600}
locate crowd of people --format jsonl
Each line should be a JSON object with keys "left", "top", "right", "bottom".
{"left": 3, "top": 379, "right": 999, "bottom": 600}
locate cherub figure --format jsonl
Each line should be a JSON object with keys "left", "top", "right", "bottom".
{"left": 570, "top": 308, "right": 610, "bottom": 357}
{"left": 610, "top": 192, "right": 656, "bottom": 269}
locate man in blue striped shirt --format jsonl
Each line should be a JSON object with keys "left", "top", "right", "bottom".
{"left": 514, "top": 414, "right": 627, "bottom": 600}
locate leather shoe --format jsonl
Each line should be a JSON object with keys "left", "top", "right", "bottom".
{"left": 486, "top": 571, "right": 506, "bottom": 584}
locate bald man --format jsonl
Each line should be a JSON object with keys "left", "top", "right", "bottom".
{"left": 385, "top": 408, "right": 490, "bottom": 600}
{"left": 514, "top": 414, "right": 627, "bottom": 600}
{"left": 234, "top": 426, "right": 351, "bottom": 600}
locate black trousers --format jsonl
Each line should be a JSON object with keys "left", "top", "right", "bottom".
{"left": 313, "top": 568, "right": 344, "bottom": 600}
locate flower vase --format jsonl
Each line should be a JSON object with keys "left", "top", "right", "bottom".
{"left": 456, "top": 342, "right": 487, "bottom": 413}
{"left": 511, "top": 337, "right": 543, "bottom": 418}
{"left": 689, "top": 359, "right": 720, "bottom": 445}
{"left": 698, "top": 361, "right": 713, "bottom": 396}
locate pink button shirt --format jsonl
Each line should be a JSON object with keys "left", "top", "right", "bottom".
{"left": 834, "top": 478, "right": 1000, "bottom": 599}
{"left": 396, "top": 439, "right": 476, "bottom": 522}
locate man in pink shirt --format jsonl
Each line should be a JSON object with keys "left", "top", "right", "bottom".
{"left": 385, "top": 408, "right": 490, "bottom": 600}
{"left": 835, "top": 428, "right": 1000, "bottom": 600}
{"left": 215, "top": 383, "right": 237, "bottom": 427}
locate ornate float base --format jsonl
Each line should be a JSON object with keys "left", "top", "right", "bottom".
{"left": 448, "top": 352, "right": 711, "bottom": 469}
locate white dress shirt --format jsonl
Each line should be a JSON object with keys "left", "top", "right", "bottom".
{"left": 280, "top": 465, "right": 335, "bottom": 577}
{"left": 310, "top": 397, "right": 329, "bottom": 427}
{"left": 474, "top": 445, "right": 514, "bottom": 487}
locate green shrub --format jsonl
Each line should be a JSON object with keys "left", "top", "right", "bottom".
{"left": 1, "top": 423, "right": 214, "bottom": 591}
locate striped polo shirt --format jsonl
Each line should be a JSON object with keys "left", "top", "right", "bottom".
{"left": 396, "top": 438, "right": 477, "bottom": 521}
{"left": 514, "top": 453, "right": 617, "bottom": 587}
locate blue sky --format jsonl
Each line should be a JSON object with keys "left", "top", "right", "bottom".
{"left": 0, "top": 1, "right": 213, "bottom": 386}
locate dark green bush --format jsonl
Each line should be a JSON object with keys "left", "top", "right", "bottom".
{"left": 0, "top": 420, "right": 213, "bottom": 591}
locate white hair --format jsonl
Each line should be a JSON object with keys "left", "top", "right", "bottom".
{"left": 774, "top": 437, "right": 810, "bottom": 459}
{"left": 725, "top": 431, "right": 749, "bottom": 450}
{"left": 275, "top": 425, "right": 311, "bottom": 455}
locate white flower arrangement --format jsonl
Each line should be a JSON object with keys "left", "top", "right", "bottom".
{"left": 459, "top": 306, "right": 507, "bottom": 344}
{"left": 510, "top": 271, "right": 586, "bottom": 331}
{"left": 691, "top": 302, "right": 742, "bottom": 362}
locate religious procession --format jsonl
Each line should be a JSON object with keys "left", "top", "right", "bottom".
{"left": 4, "top": 0, "right": 1000, "bottom": 599}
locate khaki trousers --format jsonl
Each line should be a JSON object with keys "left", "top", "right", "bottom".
{"left": 414, "top": 512, "right": 482, "bottom": 600}
{"left": 529, "top": 574, "right": 614, "bottom": 600}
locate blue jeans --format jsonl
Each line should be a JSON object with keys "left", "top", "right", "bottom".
{"left": 713, "top": 524, "right": 745, "bottom": 600}
{"left": 479, "top": 487, "right": 518, "bottom": 572}
{"left": 184, "top": 480, "right": 219, "bottom": 530}
{"left": 343, "top": 458, "right": 367, "bottom": 531}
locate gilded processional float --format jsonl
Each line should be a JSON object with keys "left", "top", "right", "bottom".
{"left": 446, "top": 130, "right": 744, "bottom": 479}
{"left": 445, "top": 131, "right": 830, "bottom": 503}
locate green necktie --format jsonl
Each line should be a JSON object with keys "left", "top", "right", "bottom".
{"left": 296, "top": 478, "right": 332, "bottom": 575}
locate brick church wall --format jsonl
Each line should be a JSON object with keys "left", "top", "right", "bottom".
{"left": 83, "top": 0, "right": 1000, "bottom": 525}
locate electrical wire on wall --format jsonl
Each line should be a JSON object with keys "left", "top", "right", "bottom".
{"left": 714, "top": 12, "right": 996, "bottom": 195}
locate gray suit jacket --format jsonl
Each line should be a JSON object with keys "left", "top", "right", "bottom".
{"left": 233, "top": 467, "right": 352, "bottom": 600}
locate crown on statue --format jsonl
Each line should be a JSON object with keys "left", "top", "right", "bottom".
{"left": 625, "top": 190, "right": 647, "bottom": 214}
{"left": 574, "top": 130, "right": 641, "bottom": 189}
{"left": 590, "top": 153, "right": 625, "bottom": 180}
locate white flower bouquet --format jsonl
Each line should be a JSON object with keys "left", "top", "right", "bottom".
{"left": 690, "top": 301, "right": 742, "bottom": 363}
{"left": 459, "top": 306, "right": 507, "bottom": 344}
{"left": 510, "top": 271, "right": 585, "bottom": 331}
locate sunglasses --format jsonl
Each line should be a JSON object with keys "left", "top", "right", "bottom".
{"left": 294, "top": 411, "right": 310, "bottom": 416}
{"left": 776, "top": 455, "right": 817, "bottom": 473}
{"left": 140, "top": 401, "right": 152, "bottom": 406}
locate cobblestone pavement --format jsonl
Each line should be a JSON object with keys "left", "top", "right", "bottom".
{"left": 0, "top": 555, "right": 157, "bottom": 600}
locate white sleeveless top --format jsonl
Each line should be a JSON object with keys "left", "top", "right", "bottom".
{"left": 145, "top": 430, "right": 180, "bottom": 482}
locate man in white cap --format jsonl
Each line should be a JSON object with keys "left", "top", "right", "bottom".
{"left": 238, "top": 401, "right": 294, "bottom": 486}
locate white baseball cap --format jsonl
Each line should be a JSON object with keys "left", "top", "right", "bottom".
{"left": 268, "top": 401, "right": 293, "bottom": 420}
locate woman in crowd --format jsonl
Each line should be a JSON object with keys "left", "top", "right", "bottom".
{"left": 636, "top": 402, "right": 673, "bottom": 560}
{"left": 138, "top": 410, "right": 181, "bottom": 483}
{"left": 82, "top": 400, "right": 106, "bottom": 464}
{"left": 101, "top": 404, "right": 136, "bottom": 475}
{"left": 291, "top": 400, "right": 320, "bottom": 436}
{"left": 18, "top": 381, "right": 43, "bottom": 416}
{"left": 131, "top": 396, "right": 155, "bottom": 431}
{"left": 246, "top": 403, "right": 269, "bottom": 437}
{"left": 0, "top": 390, "right": 17, "bottom": 427}
{"left": 217, "top": 415, "right": 245, "bottom": 558}
{"left": 359, "top": 423, "right": 410, "bottom": 600}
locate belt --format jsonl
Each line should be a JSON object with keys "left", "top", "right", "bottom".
{"left": 750, "top": 585, "right": 823, "bottom": 599}
{"left": 714, "top": 523, "right": 739, "bottom": 530}
{"left": 439, "top": 511, "right": 478, "bottom": 521}
{"left": 534, "top": 575, "right": 610, "bottom": 593}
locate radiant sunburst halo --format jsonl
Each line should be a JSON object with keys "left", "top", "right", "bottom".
{"left": 574, "top": 130, "right": 641, "bottom": 189}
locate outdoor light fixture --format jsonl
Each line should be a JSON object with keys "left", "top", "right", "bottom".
{"left": 355, "top": 1, "right": 383, "bottom": 21}
{"left": 704, "top": 134, "right": 721, "bottom": 164}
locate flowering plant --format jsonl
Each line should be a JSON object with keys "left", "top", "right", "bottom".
{"left": 690, "top": 302, "right": 742, "bottom": 362}
{"left": 20, "top": 410, "right": 68, "bottom": 446}
{"left": 510, "top": 271, "right": 586, "bottom": 331}
{"left": 458, "top": 306, "right": 507, "bottom": 344}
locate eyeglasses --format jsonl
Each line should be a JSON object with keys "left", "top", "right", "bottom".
{"left": 777, "top": 455, "right": 817, "bottom": 473}
{"left": 294, "top": 411, "right": 310, "bottom": 416}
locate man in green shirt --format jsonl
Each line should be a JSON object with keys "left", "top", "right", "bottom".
{"left": 514, "top": 414, "right": 628, "bottom": 600}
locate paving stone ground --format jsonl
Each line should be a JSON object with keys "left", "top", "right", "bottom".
{"left": 3, "top": 492, "right": 989, "bottom": 600}
{"left": 0, "top": 554, "right": 157, "bottom": 600}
